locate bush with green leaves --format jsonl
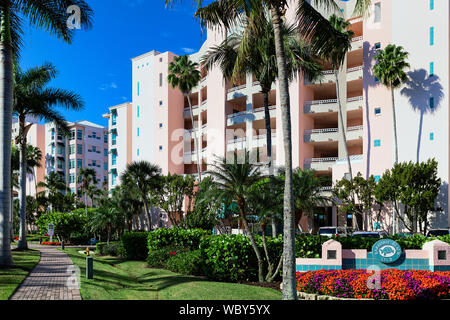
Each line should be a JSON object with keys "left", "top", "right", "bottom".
{"left": 96, "top": 241, "right": 124, "bottom": 257}
{"left": 165, "top": 249, "right": 205, "bottom": 276}
{"left": 147, "top": 228, "right": 209, "bottom": 253}
{"left": 121, "top": 232, "right": 149, "bottom": 260}
{"left": 36, "top": 210, "right": 87, "bottom": 242}
{"left": 146, "top": 246, "right": 182, "bottom": 268}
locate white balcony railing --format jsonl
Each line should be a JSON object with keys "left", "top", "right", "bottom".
{"left": 352, "top": 36, "right": 363, "bottom": 42}
{"left": 347, "top": 66, "right": 363, "bottom": 73}
{"left": 347, "top": 125, "right": 363, "bottom": 132}
{"left": 304, "top": 157, "right": 339, "bottom": 164}
{"left": 227, "top": 110, "right": 248, "bottom": 119}
{"left": 304, "top": 128, "right": 338, "bottom": 135}
{"left": 253, "top": 133, "right": 277, "bottom": 141}
{"left": 304, "top": 98, "right": 338, "bottom": 106}
{"left": 347, "top": 96, "right": 363, "bottom": 102}
{"left": 253, "top": 105, "right": 276, "bottom": 113}
{"left": 320, "top": 186, "right": 334, "bottom": 191}
{"left": 227, "top": 84, "right": 246, "bottom": 93}
{"left": 227, "top": 137, "right": 246, "bottom": 144}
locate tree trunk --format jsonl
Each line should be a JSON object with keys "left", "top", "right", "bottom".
{"left": 270, "top": 5, "right": 297, "bottom": 300}
{"left": 0, "top": 7, "right": 14, "bottom": 265}
{"left": 262, "top": 90, "right": 277, "bottom": 237}
{"left": 143, "top": 196, "right": 152, "bottom": 231}
{"left": 17, "top": 116, "right": 28, "bottom": 250}
{"left": 391, "top": 87, "right": 399, "bottom": 234}
{"left": 187, "top": 95, "right": 202, "bottom": 183}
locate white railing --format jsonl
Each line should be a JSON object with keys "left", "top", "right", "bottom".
{"left": 347, "top": 96, "right": 363, "bottom": 102}
{"left": 305, "top": 98, "right": 338, "bottom": 106}
{"left": 321, "top": 69, "right": 335, "bottom": 75}
{"left": 352, "top": 36, "right": 363, "bottom": 42}
{"left": 201, "top": 124, "right": 208, "bottom": 130}
{"left": 227, "top": 110, "right": 248, "bottom": 119}
{"left": 253, "top": 133, "right": 277, "bottom": 141}
{"left": 305, "top": 128, "right": 338, "bottom": 135}
{"left": 227, "top": 84, "right": 246, "bottom": 93}
{"left": 253, "top": 105, "right": 276, "bottom": 113}
{"left": 304, "top": 157, "right": 339, "bottom": 164}
{"left": 227, "top": 137, "right": 246, "bottom": 144}
{"left": 347, "top": 66, "right": 363, "bottom": 73}
{"left": 201, "top": 147, "right": 208, "bottom": 153}
{"left": 320, "top": 186, "right": 333, "bottom": 191}
{"left": 347, "top": 125, "right": 363, "bottom": 132}
{"left": 336, "top": 154, "right": 364, "bottom": 163}
{"left": 201, "top": 100, "right": 207, "bottom": 106}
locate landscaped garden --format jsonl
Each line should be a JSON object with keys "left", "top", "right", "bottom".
{"left": 0, "top": 249, "right": 40, "bottom": 300}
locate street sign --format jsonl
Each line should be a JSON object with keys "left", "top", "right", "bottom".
{"left": 48, "top": 223, "right": 55, "bottom": 242}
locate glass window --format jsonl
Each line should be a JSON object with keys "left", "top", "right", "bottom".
{"left": 430, "top": 97, "right": 435, "bottom": 109}
{"left": 137, "top": 128, "right": 140, "bottom": 137}
{"left": 104, "top": 149, "right": 108, "bottom": 157}
{"left": 430, "top": 0, "right": 434, "bottom": 10}
{"left": 57, "top": 146, "right": 63, "bottom": 155}
{"left": 137, "top": 82, "right": 140, "bottom": 96}
{"left": 159, "top": 73, "right": 163, "bottom": 87}
{"left": 77, "top": 159, "right": 82, "bottom": 168}
{"left": 375, "top": 107, "right": 381, "bottom": 115}
{"left": 104, "top": 134, "right": 108, "bottom": 143}
{"left": 77, "top": 129, "right": 83, "bottom": 140}
{"left": 430, "top": 27, "right": 434, "bottom": 46}
{"left": 70, "top": 130, "right": 75, "bottom": 140}
{"left": 112, "top": 153, "right": 117, "bottom": 166}
{"left": 69, "top": 144, "right": 75, "bottom": 155}
{"left": 70, "top": 159, "right": 75, "bottom": 169}
{"left": 375, "top": 42, "right": 381, "bottom": 50}
{"left": 374, "top": 139, "right": 381, "bottom": 147}
{"left": 112, "top": 174, "right": 117, "bottom": 186}
{"left": 112, "top": 112, "right": 117, "bottom": 126}
{"left": 77, "top": 144, "right": 83, "bottom": 155}
{"left": 430, "top": 132, "right": 435, "bottom": 141}
{"left": 137, "top": 106, "right": 140, "bottom": 118}
{"left": 430, "top": 62, "right": 434, "bottom": 76}
{"left": 374, "top": 3, "right": 381, "bottom": 23}
{"left": 112, "top": 133, "right": 117, "bottom": 145}
{"left": 374, "top": 175, "right": 381, "bottom": 182}
{"left": 104, "top": 162, "right": 108, "bottom": 170}
{"left": 137, "top": 148, "right": 140, "bottom": 157}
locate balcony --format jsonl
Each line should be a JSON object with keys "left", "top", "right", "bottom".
{"left": 183, "top": 104, "right": 200, "bottom": 118}
{"left": 350, "top": 36, "right": 363, "bottom": 51}
{"left": 347, "top": 125, "right": 364, "bottom": 141}
{"left": 304, "top": 128, "right": 339, "bottom": 143}
{"left": 347, "top": 66, "right": 363, "bottom": 82}
{"left": 226, "top": 137, "right": 247, "bottom": 152}
{"left": 252, "top": 133, "right": 277, "bottom": 148}
{"left": 304, "top": 157, "right": 338, "bottom": 171}
{"left": 347, "top": 96, "right": 363, "bottom": 111}
{"left": 304, "top": 99, "right": 338, "bottom": 114}
{"left": 305, "top": 69, "right": 335, "bottom": 85}
{"left": 226, "top": 106, "right": 276, "bottom": 127}
{"left": 227, "top": 84, "right": 247, "bottom": 100}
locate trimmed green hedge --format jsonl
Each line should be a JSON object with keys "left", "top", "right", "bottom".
{"left": 165, "top": 249, "right": 204, "bottom": 276}
{"left": 121, "top": 232, "right": 149, "bottom": 260}
{"left": 147, "top": 228, "right": 209, "bottom": 254}
{"left": 96, "top": 241, "right": 125, "bottom": 257}
{"left": 146, "top": 246, "right": 186, "bottom": 268}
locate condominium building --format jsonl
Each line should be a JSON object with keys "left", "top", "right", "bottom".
{"left": 11, "top": 117, "right": 46, "bottom": 197}
{"left": 106, "top": 0, "right": 449, "bottom": 232}
{"left": 45, "top": 120, "right": 109, "bottom": 204}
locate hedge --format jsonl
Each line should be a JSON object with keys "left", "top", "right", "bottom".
{"left": 121, "top": 232, "right": 149, "bottom": 260}
{"left": 146, "top": 246, "right": 186, "bottom": 268}
{"left": 147, "top": 228, "right": 209, "bottom": 254}
{"left": 165, "top": 249, "right": 204, "bottom": 276}
{"left": 96, "top": 241, "right": 125, "bottom": 257}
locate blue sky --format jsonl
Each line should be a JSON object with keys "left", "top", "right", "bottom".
{"left": 20, "top": 0, "right": 206, "bottom": 127}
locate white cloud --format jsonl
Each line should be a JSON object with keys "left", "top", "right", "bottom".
{"left": 181, "top": 47, "right": 196, "bottom": 54}
{"left": 99, "top": 82, "right": 118, "bottom": 91}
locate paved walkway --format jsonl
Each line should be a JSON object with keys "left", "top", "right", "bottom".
{"left": 10, "top": 245, "right": 82, "bottom": 300}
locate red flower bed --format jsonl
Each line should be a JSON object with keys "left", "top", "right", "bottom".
{"left": 41, "top": 241, "right": 72, "bottom": 246}
{"left": 296, "top": 269, "right": 450, "bottom": 300}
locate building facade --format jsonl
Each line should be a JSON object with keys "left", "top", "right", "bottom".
{"left": 106, "top": 0, "right": 450, "bottom": 232}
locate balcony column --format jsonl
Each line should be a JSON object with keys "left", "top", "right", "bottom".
{"left": 337, "top": 56, "right": 348, "bottom": 160}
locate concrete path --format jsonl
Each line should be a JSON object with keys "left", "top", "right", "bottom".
{"left": 10, "top": 245, "right": 82, "bottom": 300}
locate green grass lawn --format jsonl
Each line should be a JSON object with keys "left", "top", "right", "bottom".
{"left": 0, "top": 249, "right": 40, "bottom": 300}
{"left": 63, "top": 248, "right": 281, "bottom": 300}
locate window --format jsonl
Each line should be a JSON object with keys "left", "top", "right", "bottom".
{"left": 92, "top": 160, "right": 97, "bottom": 167}
{"left": 77, "top": 129, "right": 83, "bottom": 140}
{"left": 112, "top": 174, "right": 117, "bottom": 186}
{"left": 112, "top": 153, "right": 117, "bottom": 166}
{"left": 137, "top": 106, "right": 140, "bottom": 118}
{"left": 430, "top": 132, "right": 435, "bottom": 141}
{"left": 57, "top": 160, "right": 63, "bottom": 169}
{"left": 57, "top": 146, "right": 63, "bottom": 155}
{"left": 159, "top": 145, "right": 163, "bottom": 151}
{"left": 430, "top": 97, "right": 435, "bottom": 109}
{"left": 430, "top": 27, "right": 434, "bottom": 46}
{"left": 159, "top": 100, "right": 163, "bottom": 106}
{"left": 104, "top": 134, "right": 108, "bottom": 143}
{"left": 104, "top": 176, "right": 108, "bottom": 183}
{"left": 137, "top": 148, "right": 140, "bottom": 157}
{"left": 77, "top": 159, "right": 82, "bottom": 168}
{"left": 375, "top": 42, "right": 381, "bottom": 50}
{"left": 77, "top": 144, "right": 83, "bottom": 155}
{"left": 374, "top": 175, "right": 381, "bottom": 183}
{"left": 71, "top": 188, "right": 76, "bottom": 194}
{"left": 374, "top": 139, "right": 381, "bottom": 147}
{"left": 104, "top": 149, "right": 108, "bottom": 157}
{"left": 137, "top": 128, "right": 140, "bottom": 137}
{"left": 374, "top": 2, "right": 381, "bottom": 23}
{"left": 69, "top": 174, "right": 75, "bottom": 184}
{"left": 159, "top": 57, "right": 163, "bottom": 62}
{"left": 51, "top": 129, "right": 55, "bottom": 140}
{"left": 112, "top": 112, "right": 117, "bottom": 126}
{"left": 159, "top": 123, "right": 163, "bottom": 128}
{"left": 92, "top": 146, "right": 97, "bottom": 153}
{"left": 374, "top": 107, "right": 381, "bottom": 116}
{"left": 430, "top": 0, "right": 434, "bottom": 10}
{"left": 159, "top": 73, "right": 163, "bottom": 87}
{"left": 92, "top": 131, "right": 97, "bottom": 139}
{"left": 112, "top": 133, "right": 117, "bottom": 146}
{"left": 69, "top": 144, "right": 75, "bottom": 155}
{"left": 70, "top": 130, "right": 75, "bottom": 140}
{"left": 137, "top": 82, "right": 140, "bottom": 96}
{"left": 70, "top": 159, "right": 75, "bottom": 169}
{"left": 430, "top": 62, "right": 434, "bottom": 77}
{"left": 438, "top": 250, "right": 446, "bottom": 260}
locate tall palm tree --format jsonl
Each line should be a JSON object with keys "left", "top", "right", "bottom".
{"left": 121, "top": 161, "right": 162, "bottom": 231}
{"left": 168, "top": 55, "right": 202, "bottom": 182}
{"left": 14, "top": 63, "right": 84, "bottom": 249}
{"left": 202, "top": 11, "right": 321, "bottom": 237}
{"left": 37, "top": 171, "right": 69, "bottom": 212}
{"left": 207, "top": 153, "right": 268, "bottom": 282}
{"left": 373, "top": 44, "right": 410, "bottom": 164}
{"left": 77, "top": 168, "right": 97, "bottom": 216}
{"left": 0, "top": 0, "right": 93, "bottom": 266}
{"left": 165, "top": 0, "right": 371, "bottom": 300}
{"left": 373, "top": 44, "right": 409, "bottom": 234}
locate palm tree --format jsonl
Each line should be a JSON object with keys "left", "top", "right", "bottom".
{"left": 37, "top": 171, "right": 69, "bottom": 212}
{"left": 201, "top": 11, "right": 321, "bottom": 237}
{"left": 207, "top": 153, "right": 268, "bottom": 282}
{"left": 168, "top": 55, "right": 202, "bottom": 182}
{"left": 0, "top": 0, "right": 93, "bottom": 266}
{"left": 14, "top": 63, "right": 84, "bottom": 249}
{"left": 111, "top": 185, "right": 143, "bottom": 232}
{"left": 77, "top": 168, "right": 97, "bottom": 216}
{"left": 373, "top": 44, "right": 410, "bottom": 164}
{"left": 373, "top": 44, "right": 409, "bottom": 234}
{"left": 121, "top": 161, "right": 162, "bottom": 231}
{"left": 89, "top": 202, "right": 124, "bottom": 245}
{"left": 165, "top": 0, "right": 371, "bottom": 300}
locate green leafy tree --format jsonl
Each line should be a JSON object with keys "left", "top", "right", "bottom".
{"left": 110, "top": 185, "right": 143, "bottom": 232}
{"left": 167, "top": 55, "right": 202, "bottom": 182}
{"left": 0, "top": 0, "right": 93, "bottom": 266}
{"left": 89, "top": 201, "right": 125, "bottom": 245}
{"left": 77, "top": 168, "right": 97, "bottom": 214}
{"left": 36, "top": 210, "right": 87, "bottom": 243}
{"left": 14, "top": 63, "right": 84, "bottom": 249}
{"left": 121, "top": 161, "right": 162, "bottom": 231}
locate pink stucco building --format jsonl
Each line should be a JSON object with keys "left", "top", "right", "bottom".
{"left": 105, "top": 0, "right": 450, "bottom": 232}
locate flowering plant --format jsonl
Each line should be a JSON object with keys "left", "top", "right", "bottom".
{"left": 297, "top": 269, "right": 450, "bottom": 300}
{"left": 41, "top": 241, "right": 72, "bottom": 246}
{"left": 169, "top": 252, "right": 177, "bottom": 256}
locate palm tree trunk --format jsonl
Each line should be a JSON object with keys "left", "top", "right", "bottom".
{"left": 17, "top": 116, "right": 28, "bottom": 250}
{"left": 142, "top": 195, "right": 152, "bottom": 231}
{"left": 263, "top": 90, "right": 277, "bottom": 237}
{"left": 335, "top": 70, "right": 359, "bottom": 230}
{"left": 0, "top": 6, "right": 14, "bottom": 265}
{"left": 270, "top": 5, "right": 297, "bottom": 300}
{"left": 391, "top": 86, "right": 398, "bottom": 234}
{"left": 187, "top": 95, "right": 202, "bottom": 183}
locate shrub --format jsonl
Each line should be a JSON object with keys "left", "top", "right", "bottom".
{"left": 165, "top": 250, "right": 204, "bottom": 276}
{"left": 147, "top": 228, "right": 209, "bottom": 253}
{"left": 199, "top": 234, "right": 258, "bottom": 282}
{"left": 70, "top": 233, "right": 90, "bottom": 245}
{"left": 146, "top": 246, "right": 187, "bottom": 268}
{"left": 96, "top": 241, "right": 124, "bottom": 257}
{"left": 122, "top": 232, "right": 149, "bottom": 260}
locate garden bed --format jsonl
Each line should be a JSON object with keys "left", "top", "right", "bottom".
{"left": 296, "top": 269, "right": 450, "bottom": 300}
